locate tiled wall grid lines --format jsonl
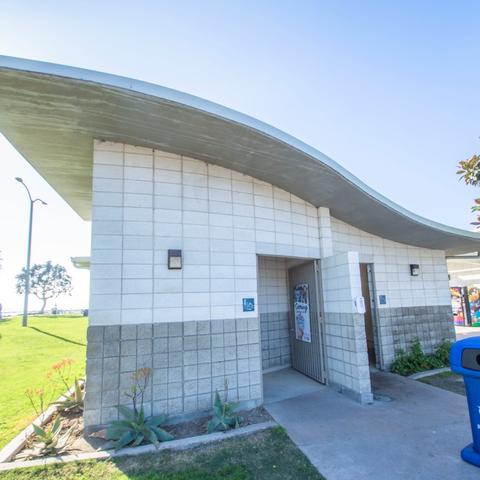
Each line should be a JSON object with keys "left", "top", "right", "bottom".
{"left": 330, "top": 217, "right": 451, "bottom": 309}
{"left": 321, "top": 252, "right": 372, "bottom": 399}
{"left": 258, "top": 257, "right": 291, "bottom": 371}
{"left": 87, "top": 140, "right": 454, "bottom": 420}
{"left": 377, "top": 306, "right": 455, "bottom": 368}
{"left": 87, "top": 141, "right": 323, "bottom": 426}
{"left": 84, "top": 319, "right": 262, "bottom": 426}
{"left": 90, "top": 141, "right": 323, "bottom": 327}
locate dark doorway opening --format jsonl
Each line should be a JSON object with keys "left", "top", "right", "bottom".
{"left": 360, "top": 263, "right": 377, "bottom": 366}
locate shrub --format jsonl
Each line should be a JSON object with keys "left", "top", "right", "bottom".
{"left": 432, "top": 339, "right": 453, "bottom": 365}
{"left": 106, "top": 368, "right": 173, "bottom": 450}
{"left": 207, "top": 379, "right": 242, "bottom": 434}
{"left": 391, "top": 338, "right": 453, "bottom": 376}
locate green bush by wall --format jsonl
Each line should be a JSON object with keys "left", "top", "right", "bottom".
{"left": 390, "top": 339, "right": 453, "bottom": 376}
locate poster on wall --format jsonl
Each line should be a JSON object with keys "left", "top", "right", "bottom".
{"left": 294, "top": 283, "right": 311, "bottom": 343}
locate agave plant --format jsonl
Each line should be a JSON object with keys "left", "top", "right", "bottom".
{"left": 106, "top": 405, "right": 173, "bottom": 449}
{"left": 31, "top": 416, "right": 74, "bottom": 456}
{"left": 207, "top": 382, "right": 242, "bottom": 434}
{"left": 52, "top": 378, "right": 84, "bottom": 412}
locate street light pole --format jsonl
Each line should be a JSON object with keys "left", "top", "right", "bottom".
{"left": 15, "top": 177, "right": 47, "bottom": 327}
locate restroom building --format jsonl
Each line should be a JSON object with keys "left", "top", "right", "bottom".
{"left": 1, "top": 56, "right": 478, "bottom": 429}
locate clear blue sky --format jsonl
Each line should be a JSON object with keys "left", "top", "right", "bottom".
{"left": 1, "top": 0, "right": 479, "bottom": 312}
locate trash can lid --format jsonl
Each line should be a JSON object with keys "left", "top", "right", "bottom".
{"left": 450, "top": 336, "right": 480, "bottom": 373}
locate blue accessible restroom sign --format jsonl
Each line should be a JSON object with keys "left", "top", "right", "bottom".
{"left": 242, "top": 298, "right": 255, "bottom": 312}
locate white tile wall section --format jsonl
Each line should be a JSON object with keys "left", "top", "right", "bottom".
{"left": 321, "top": 252, "right": 372, "bottom": 400}
{"left": 257, "top": 257, "right": 289, "bottom": 315}
{"left": 322, "top": 251, "right": 362, "bottom": 314}
{"left": 90, "top": 141, "right": 323, "bottom": 326}
{"left": 257, "top": 256, "right": 291, "bottom": 370}
{"left": 318, "top": 207, "right": 333, "bottom": 258}
{"left": 330, "top": 217, "right": 451, "bottom": 308}
{"left": 91, "top": 140, "right": 451, "bottom": 329}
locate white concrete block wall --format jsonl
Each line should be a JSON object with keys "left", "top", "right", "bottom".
{"left": 322, "top": 251, "right": 362, "bottom": 314}
{"left": 89, "top": 140, "right": 451, "bottom": 405}
{"left": 257, "top": 257, "right": 289, "bottom": 315}
{"left": 90, "top": 140, "right": 322, "bottom": 327}
{"left": 318, "top": 207, "right": 333, "bottom": 258}
{"left": 321, "top": 252, "right": 372, "bottom": 401}
{"left": 330, "top": 217, "right": 451, "bottom": 309}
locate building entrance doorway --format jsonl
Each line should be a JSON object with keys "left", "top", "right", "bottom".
{"left": 360, "top": 263, "right": 377, "bottom": 366}
{"left": 259, "top": 256, "right": 326, "bottom": 405}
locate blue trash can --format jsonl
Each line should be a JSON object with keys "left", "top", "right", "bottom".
{"left": 450, "top": 337, "right": 480, "bottom": 467}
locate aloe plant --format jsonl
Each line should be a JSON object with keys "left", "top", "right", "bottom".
{"left": 207, "top": 380, "right": 242, "bottom": 434}
{"left": 106, "top": 405, "right": 173, "bottom": 449}
{"left": 106, "top": 368, "right": 173, "bottom": 449}
{"left": 52, "top": 378, "right": 84, "bottom": 412}
{"left": 31, "top": 416, "right": 74, "bottom": 456}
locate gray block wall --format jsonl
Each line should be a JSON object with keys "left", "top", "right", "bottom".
{"left": 377, "top": 305, "right": 455, "bottom": 369}
{"left": 84, "top": 318, "right": 262, "bottom": 428}
{"left": 260, "top": 311, "right": 291, "bottom": 370}
{"left": 323, "top": 311, "right": 372, "bottom": 403}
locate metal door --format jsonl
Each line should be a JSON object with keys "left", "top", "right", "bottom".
{"left": 288, "top": 260, "right": 326, "bottom": 383}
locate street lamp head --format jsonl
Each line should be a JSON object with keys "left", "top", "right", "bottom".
{"left": 40, "top": 200, "right": 47, "bottom": 206}
{"left": 15, "top": 177, "right": 23, "bottom": 183}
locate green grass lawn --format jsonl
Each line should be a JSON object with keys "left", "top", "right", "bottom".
{"left": 0, "top": 315, "right": 87, "bottom": 449}
{"left": 0, "top": 427, "right": 324, "bottom": 480}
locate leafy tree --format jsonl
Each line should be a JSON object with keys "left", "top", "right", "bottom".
{"left": 16, "top": 261, "right": 73, "bottom": 314}
{"left": 457, "top": 154, "right": 480, "bottom": 227}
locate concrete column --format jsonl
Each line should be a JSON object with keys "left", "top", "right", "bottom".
{"left": 321, "top": 251, "right": 373, "bottom": 403}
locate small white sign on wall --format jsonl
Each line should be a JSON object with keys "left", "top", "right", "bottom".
{"left": 354, "top": 296, "right": 366, "bottom": 314}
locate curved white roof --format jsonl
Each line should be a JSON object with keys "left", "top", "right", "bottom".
{"left": 0, "top": 55, "right": 479, "bottom": 254}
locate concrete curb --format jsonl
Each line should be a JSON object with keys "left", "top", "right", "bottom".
{"left": 409, "top": 367, "right": 451, "bottom": 380}
{"left": 0, "top": 380, "right": 84, "bottom": 463}
{"left": 0, "top": 421, "right": 277, "bottom": 472}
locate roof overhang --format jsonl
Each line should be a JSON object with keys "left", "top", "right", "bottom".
{"left": 71, "top": 256, "right": 90, "bottom": 270}
{"left": 448, "top": 256, "right": 480, "bottom": 286}
{"left": 1, "top": 55, "right": 479, "bottom": 255}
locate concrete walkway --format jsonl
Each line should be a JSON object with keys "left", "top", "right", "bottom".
{"left": 265, "top": 369, "right": 478, "bottom": 480}
{"left": 263, "top": 367, "right": 324, "bottom": 404}
{"left": 456, "top": 325, "right": 480, "bottom": 340}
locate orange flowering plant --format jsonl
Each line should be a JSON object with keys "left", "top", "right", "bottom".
{"left": 25, "top": 358, "right": 84, "bottom": 417}
{"left": 48, "top": 358, "right": 84, "bottom": 412}
{"left": 125, "top": 367, "right": 152, "bottom": 416}
{"left": 48, "top": 358, "right": 75, "bottom": 392}
{"left": 25, "top": 387, "right": 56, "bottom": 417}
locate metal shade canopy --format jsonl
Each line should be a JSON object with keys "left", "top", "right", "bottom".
{"left": 0, "top": 55, "right": 479, "bottom": 255}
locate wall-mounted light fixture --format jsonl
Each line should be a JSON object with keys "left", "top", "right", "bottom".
{"left": 410, "top": 264, "right": 420, "bottom": 276}
{"left": 168, "top": 249, "right": 182, "bottom": 269}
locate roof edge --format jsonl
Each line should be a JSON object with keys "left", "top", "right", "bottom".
{"left": 1, "top": 55, "right": 479, "bottom": 245}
